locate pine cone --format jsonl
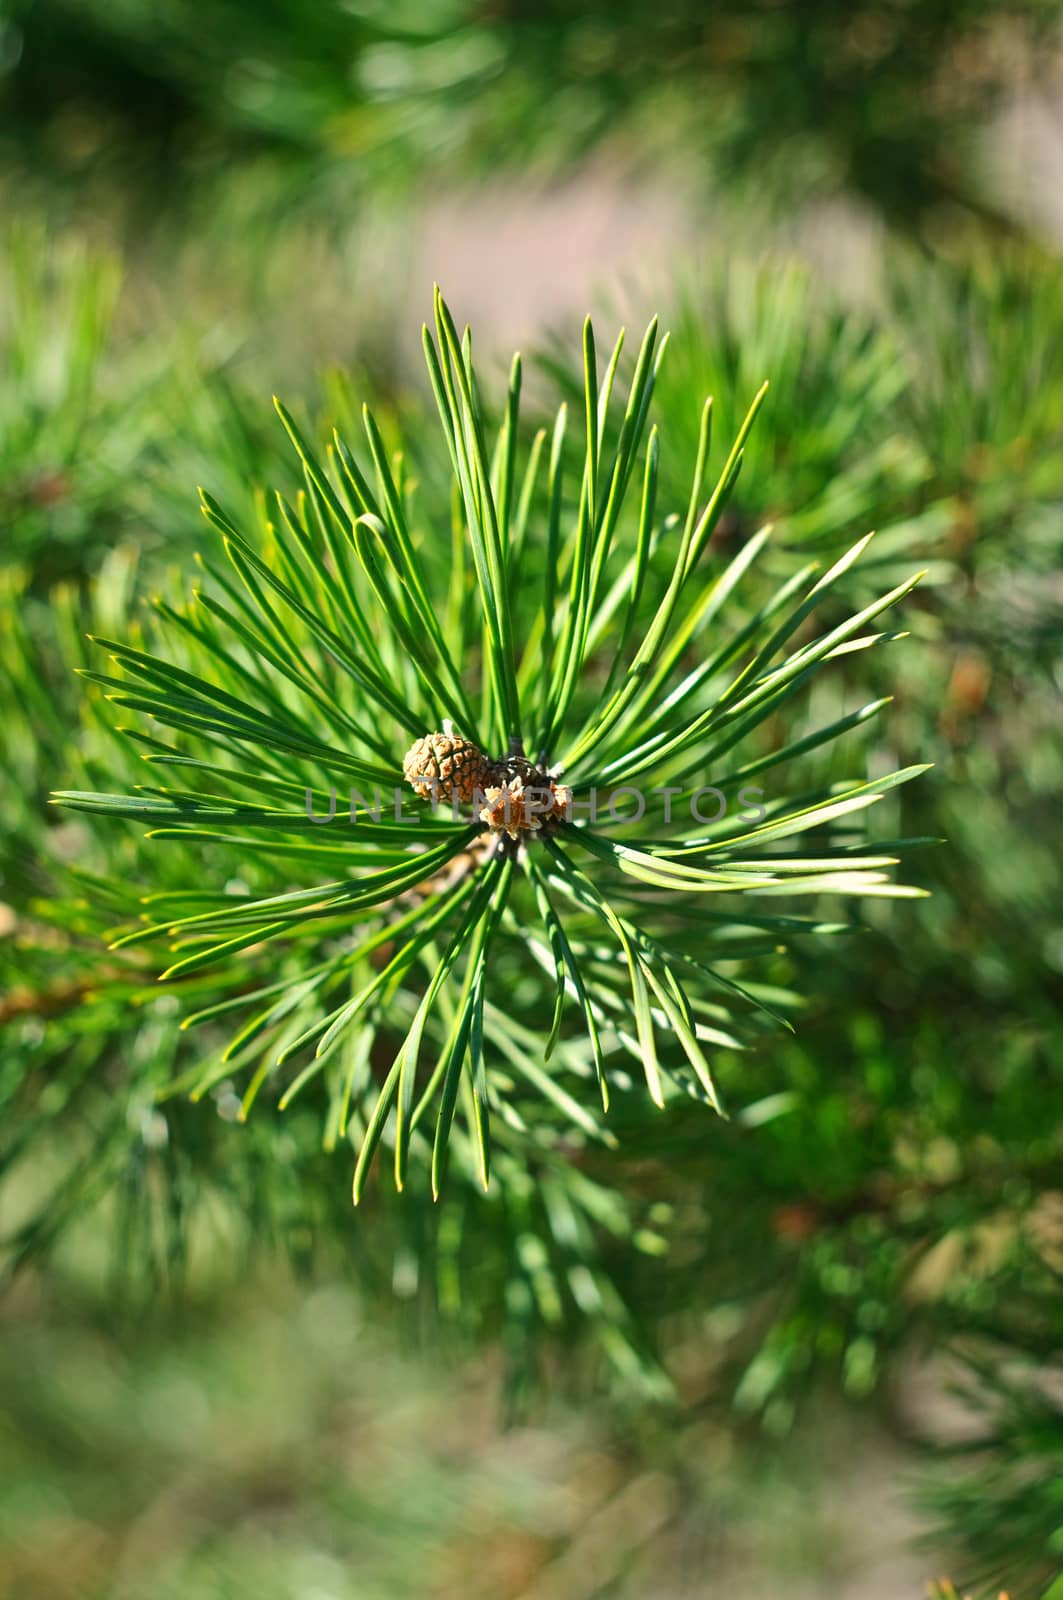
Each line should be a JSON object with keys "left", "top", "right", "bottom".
{"left": 478, "top": 779, "right": 540, "bottom": 841}
{"left": 402, "top": 733, "right": 497, "bottom": 803}
{"left": 478, "top": 778, "right": 573, "bottom": 839}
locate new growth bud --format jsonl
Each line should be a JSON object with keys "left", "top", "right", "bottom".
{"left": 403, "top": 732, "right": 572, "bottom": 842}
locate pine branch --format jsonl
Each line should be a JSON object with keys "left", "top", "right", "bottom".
{"left": 52, "top": 292, "right": 927, "bottom": 1202}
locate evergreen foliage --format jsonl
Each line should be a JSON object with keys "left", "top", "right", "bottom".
{"left": 2, "top": 228, "right": 1061, "bottom": 1594}
{"left": 3, "top": 0, "right": 1059, "bottom": 229}
{"left": 51, "top": 291, "right": 926, "bottom": 1210}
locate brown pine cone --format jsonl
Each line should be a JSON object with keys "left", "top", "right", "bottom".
{"left": 402, "top": 732, "right": 498, "bottom": 803}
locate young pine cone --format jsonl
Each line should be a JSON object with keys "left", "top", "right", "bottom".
{"left": 478, "top": 778, "right": 573, "bottom": 839}
{"left": 402, "top": 732, "right": 498, "bottom": 804}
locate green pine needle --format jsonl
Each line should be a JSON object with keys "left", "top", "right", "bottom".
{"left": 54, "top": 291, "right": 927, "bottom": 1200}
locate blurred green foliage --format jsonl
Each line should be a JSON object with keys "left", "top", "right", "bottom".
{"left": 2, "top": 1265, "right": 945, "bottom": 1599}
{"left": 1, "top": 0, "right": 1060, "bottom": 227}
{"left": 2, "top": 4, "right": 1063, "bottom": 1593}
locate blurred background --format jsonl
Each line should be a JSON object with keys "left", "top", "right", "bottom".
{"left": 2, "top": 3, "right": 1063, "bottom": 1596}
